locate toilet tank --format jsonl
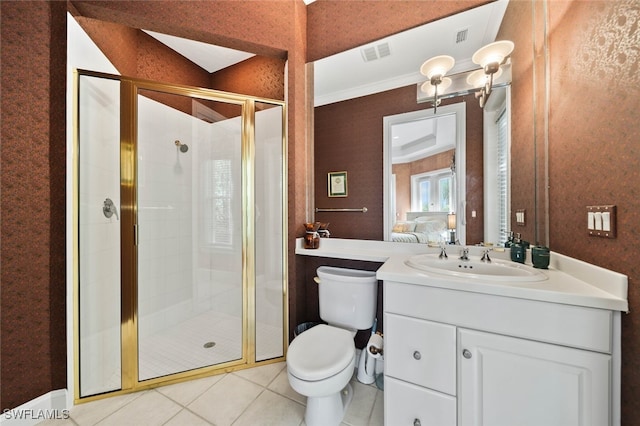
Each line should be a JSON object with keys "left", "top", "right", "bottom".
{"left": 316, "top": 266, "right": 378, "bottom": 330}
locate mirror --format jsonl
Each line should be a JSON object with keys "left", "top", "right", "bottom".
{"left": 383, "top": 102, "right": 467, "bottom": 244}
{"left": 313, "top": 0, "right": 525, "bottom": 246}
{"left": 382, "top": 85, "right": 510, "bottom": 246}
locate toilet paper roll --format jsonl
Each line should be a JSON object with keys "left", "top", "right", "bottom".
{"left": 366, "top": 333, "right": 384, "bottom": 358}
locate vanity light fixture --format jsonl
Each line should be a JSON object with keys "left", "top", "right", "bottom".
{"left": 469, "top": 40, "right": 514, "bottom": 108}
{"left": 419, "top": 55, "right": 455, "bottom": 113}
{"left": 447, "top": 213, "right": 457, "bottom": 244}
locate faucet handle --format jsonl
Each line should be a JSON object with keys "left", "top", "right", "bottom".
{"left": 439, "top": 245, "right": 448, "bottom": 259}
{"left": 481, "top": 249, "right": 492, "bottom": 263}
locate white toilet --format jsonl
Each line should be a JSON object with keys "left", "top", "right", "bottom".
{"left": 287, "top": 266, "right": 378, "bottom": 426}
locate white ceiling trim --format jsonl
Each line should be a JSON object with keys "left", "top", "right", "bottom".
{"left": 315, "top": 56, "right": 478, "bottom": 107}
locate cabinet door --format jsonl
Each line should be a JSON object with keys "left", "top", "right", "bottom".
{"left": 458, "top": 329, "right": 611, "bottom": 426}
{"left": 385, "top": 376, "right": 456, "bottom": 426}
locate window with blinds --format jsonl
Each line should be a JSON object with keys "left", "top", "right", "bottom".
{"left": 411, "top": 168, "right": 452, "bottom": 212}
{"left": 496, "top": 109, "right": 509, "bottom": 244}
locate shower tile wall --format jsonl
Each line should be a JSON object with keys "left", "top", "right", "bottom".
{"left": 137, "top": 96, "right": 196, "bottom": 338}
{"left": 137, "top": 95, "right": 244, "bottom": 381}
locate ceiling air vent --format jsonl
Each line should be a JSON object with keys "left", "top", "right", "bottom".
{"left": 456, "top": 28, "right": 469, "bottom": 44}
{"left": 377, "top": 42, "right": 391, "bottom": 58}
{"left": 361, "top": 42, "right": 391, "bottom": 62}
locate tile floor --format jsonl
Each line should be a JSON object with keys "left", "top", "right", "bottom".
{"left": 38, "top": 362, "right": 384, "bottom": 426}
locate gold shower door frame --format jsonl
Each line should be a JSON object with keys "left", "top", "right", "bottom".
{"left": 73, "top": 70, "right": 288, "bottom": 403}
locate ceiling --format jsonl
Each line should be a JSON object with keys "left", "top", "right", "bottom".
{"left": 143, "top": 30, "right": 255, "bottom": 73}
{"left": 313, "top": 0, "right": 508, "bottom": 106}
{"left": 145, "top": 0, "right": 508, "bottom": 106}
{"left": 391, "top": 114, "right": 457, "bottom": 164}
{"left": 144, "top": 0, "right": 508, "bottom": 163}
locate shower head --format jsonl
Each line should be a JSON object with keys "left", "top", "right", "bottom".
{"left": 175, "top": 140, "right": 189, "bottom": 153}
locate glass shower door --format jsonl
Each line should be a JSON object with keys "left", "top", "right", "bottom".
{"left": 254, "top": 103, "right": 285, "bottom": 361}
{"left": 136, "top": 89, "right": 244, "bottom": 381}
{"left": 77, "top": 74, "right": 122, "bottom": 397}
{"left": 77, "top": 71, "right": 287, "bottom": 400}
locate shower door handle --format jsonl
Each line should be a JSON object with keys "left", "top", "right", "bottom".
{"left": 103, "top": 198, "right": 119, "bottom": 220}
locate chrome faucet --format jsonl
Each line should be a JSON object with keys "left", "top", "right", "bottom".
{"left": 481, "top": 249, "right": 492, "bottom": 263}
{"left": 439, "top": 244, "right": 448, "bottom": 259}
{"left": 459, "top": 247, "right": 470, "bottom": 261}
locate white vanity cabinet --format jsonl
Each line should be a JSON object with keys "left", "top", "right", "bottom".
{"left": 458, "top": 328, "right": 611, "bottom": 426}
{"left": 384, "top": 280, "right": 618, "bottom": 426}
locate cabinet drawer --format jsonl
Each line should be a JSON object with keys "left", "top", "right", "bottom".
{"left": 385, "top": 376, "right": 456, "bottom": 426}
{"left": 385, "top": 313, "right": 456, "bottom": 395}
{"left": 384, "top": 281, "right": 613, "bottom": 353}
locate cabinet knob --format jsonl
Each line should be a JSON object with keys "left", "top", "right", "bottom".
{"left": 413, "top": 351, "right": 421, "bottom": 360}
{"left": 462, "top": 349, "right": 472, "bottom": 359}
{"left": 413, "top": 419, "right": 421, "bottom": 426}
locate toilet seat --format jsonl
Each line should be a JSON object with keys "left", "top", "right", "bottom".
{"left": 288, "top": 324, "right": 355, "bottom": 381}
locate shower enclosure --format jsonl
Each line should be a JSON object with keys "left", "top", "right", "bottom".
{"left": 74, "top": 70, "right": 286, "bottom": 400}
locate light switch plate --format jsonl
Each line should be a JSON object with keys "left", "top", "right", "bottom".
{"left": 516, "top": 209, "right": 526, "bottom": 226}
{"left": 587, "top": 205, "right": 616, "bottom": 238}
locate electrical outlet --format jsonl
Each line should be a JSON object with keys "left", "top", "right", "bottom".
{"left": 587, "top": 205, "right": 616, "bottom": 238}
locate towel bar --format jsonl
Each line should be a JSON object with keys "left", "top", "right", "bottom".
{"left": 315, "top": 207, "right": 368, "bottom": 213}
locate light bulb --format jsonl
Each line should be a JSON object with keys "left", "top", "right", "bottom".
{"left": 420, "top": 77, "right": 452, "bottom": 97}
{"left": 472, "top": 40, "right": 514, "bottom": 69}
{"left": 420, "top": 55, "right": 455, "bottom": 79}
{"left": 466, "top": 67, "right": 503, "bottom": 88}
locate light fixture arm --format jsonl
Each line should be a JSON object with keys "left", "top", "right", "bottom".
{"left": 433, "top": 79, "right": 439, "bottom": 113}
{"left": 475, "top": 89, "right": 486, "bottom": 108}
{"left": 469, "top": 40, "right": 515, "bottom": 109}
{"left": 420, "top": 55, "right": 455, "bottom": 114}
{"left": 484, "top": 70, "right": 495, "bottom": 98}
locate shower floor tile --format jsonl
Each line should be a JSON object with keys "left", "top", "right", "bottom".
{"left": 139, "top": 310, "right": 282, "bottom": 381}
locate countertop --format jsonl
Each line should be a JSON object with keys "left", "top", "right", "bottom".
{"left": 296, "top": 238, "right": 628, "bottom": 312}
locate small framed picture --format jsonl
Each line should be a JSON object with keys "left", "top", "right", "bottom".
{"left": 328, "top": 171, "right": 348, "bottom": 197}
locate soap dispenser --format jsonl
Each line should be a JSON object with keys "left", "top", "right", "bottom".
{"left": 504, "top": 231, "right": 514, "bottom": 248}
{"left": 510, "top": 233, "right": 526, "bottom": 264}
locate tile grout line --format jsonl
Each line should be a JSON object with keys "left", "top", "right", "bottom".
{"left": 84, "top": 390, "right": 150, "bottom": 426}
{"left": 228, "top": 379, "right": 268, "bottom": 426}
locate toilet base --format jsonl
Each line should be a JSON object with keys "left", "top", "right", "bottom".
{"left": 305, "top": 383, "right": 353, "bottom": 426}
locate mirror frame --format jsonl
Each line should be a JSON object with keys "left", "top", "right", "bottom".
{"left": 383, "top": 102, "right": 467, "bottom": 243}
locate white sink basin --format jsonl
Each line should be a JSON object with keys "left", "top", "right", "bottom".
{"left": 405, "top": 253, "right": 548, "bottom": 282}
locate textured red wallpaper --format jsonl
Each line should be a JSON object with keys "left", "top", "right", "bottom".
{"left": 545, "top": 1, "right": 640, "bottom": 419}
{"left": 314, "top": 86, "right": 484, "bottom": 243}
{"left": 1, "top": 0, "right": 67, "bottom": 410}
{"left": 71, "top": 1, "right": 291, "bottom": 59}
{"left": 499, "top": 1, "right": 640, "bottom": 421}
{"left": 307, "top": 0, "right": 490, "bottom": 62}
{"left": 211, "top": 56, "right": 286, "bottom": 101}
{"left": 73, "top": 15, "right": 139, "bottom": 76}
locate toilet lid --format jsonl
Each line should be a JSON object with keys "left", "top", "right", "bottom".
{"left": 287, "top": 324, "right": 355, "bottom": 381}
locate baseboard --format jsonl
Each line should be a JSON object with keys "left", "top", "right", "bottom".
{"left": 1, "top": 389, "right": 69, "bottom": 426}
